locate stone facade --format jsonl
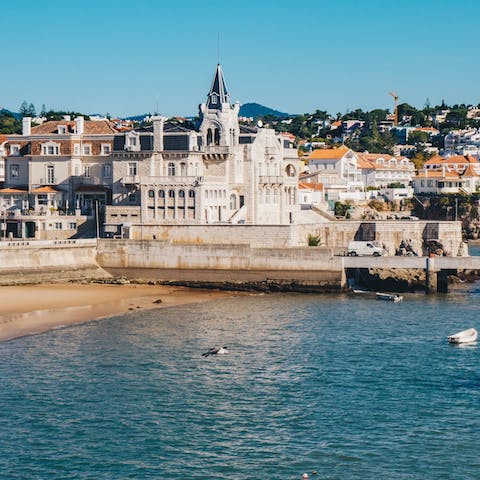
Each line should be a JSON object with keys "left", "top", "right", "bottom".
{"left": 104, "top": 64, "right": 300, "bottom": 235}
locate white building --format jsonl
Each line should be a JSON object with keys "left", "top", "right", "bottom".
{"left": 104, "top": 64, "right": 300, "bottom": 236}
{"left": 413, "top": 154, "right": 480, "bottom": 194}
{"left": 306, "top": 146, "right": 363, "bottom": 201}
{"left": 356, "top": 153, "right": 415, "bottom": 190}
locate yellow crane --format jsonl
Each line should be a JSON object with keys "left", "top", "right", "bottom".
{"left": 389, "top": 92, "right": 399, "bottom": 126}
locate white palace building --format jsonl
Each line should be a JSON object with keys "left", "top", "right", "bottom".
{"left": 104, "top": 64, "right": 300, "bottom": 237}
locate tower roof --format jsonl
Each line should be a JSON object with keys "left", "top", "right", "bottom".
{"left": 206, "top": 64, "right": 230, "bottom": 109}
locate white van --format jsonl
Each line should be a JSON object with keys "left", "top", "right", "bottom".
{"left": 347, "top": 241, "right": 387, "bottom": 257}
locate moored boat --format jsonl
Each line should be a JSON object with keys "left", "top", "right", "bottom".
{"left": 447, "top": 328, "right": 478, "bottom": 344}
{"left": 376, "top": 292, "right": 403, "bottom": 302}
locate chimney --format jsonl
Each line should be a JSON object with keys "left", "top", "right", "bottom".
{"left": 22, "top": 117, "right": 31, "bottom": 136}
{"left": 75, "top": 116, "right": 84, "bottom": 135}
{"left": 153, "top": 117, "right": 165, "bottom": 152}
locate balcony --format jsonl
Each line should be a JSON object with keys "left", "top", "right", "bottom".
{"left": 259, "top": 175, "right": 284, "bottom": 184}
{"left": 132, "top": 175, "right": 204, "bottom": 186}
{"left": 203, "top": 145, "right": 230, "bottom": 154}
{"left": 120, "top": 175, "right": 140, "bottom": 185}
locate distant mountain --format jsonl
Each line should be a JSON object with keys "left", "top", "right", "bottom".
{"left": 0, "top": 108, "right": 20, "bottom": 119}
{"left": 239, "top": 102, "right": 290, "bottom": 119}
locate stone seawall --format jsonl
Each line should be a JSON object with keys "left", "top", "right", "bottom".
{"left": 124, "top": 220, "right": 463, "bottom": 255}
{"left": 0, "top": 240, "right": 111, "bottom": 285}
{"left": 96, "top": 240, "right": 345, "bottom": 291}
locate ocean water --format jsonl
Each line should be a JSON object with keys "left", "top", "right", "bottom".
{"left": 1, "top": 290, "right": 479, "bottom": 480}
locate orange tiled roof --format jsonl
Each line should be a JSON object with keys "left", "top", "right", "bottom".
{"left": 355, "top": 153, "right": 375, "bottom": 169}
{"left": 299, "top": 181, "right": 323, "bottom": 191}
{"left": 462, "top": 164, "right": 479, "bottom": 177}
{"left": 414, "top": 170, "right": 460, "bottom": 179}
{"left": 425, "top": 154, "right": 480, "bottom": 166}
{"left": 308, "top": 145, "right": 350, "bottom": 160}
{"left": 0, "top": 187, "right": 28, "bottom": 194}
{"left": 31, "top": 186, "right": 59, "bottom": 194}
{"left": 0, "top": 134, "right": 7, "bottom": 144}
{"left": 31, "top": 120, "right": 118, "bottom": 135}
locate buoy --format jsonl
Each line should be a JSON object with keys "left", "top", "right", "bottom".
{"left": 302, "top": 474, "right": 309, "bottom": 479}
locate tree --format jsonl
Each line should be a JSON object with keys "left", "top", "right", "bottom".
{"left": 0, "top": 112, "right": 22, "bottom": 134}
{"left": 40, "top": 104, "right": 47, "bottom": 116}
{"left": 407, "top": 131, "right": 429, "bottom": 145}
{"left": 19, "top": 100, "right": 29, "bottom": 117}
{"left": 28, "top": 103, "right": 36, "bottom": 117}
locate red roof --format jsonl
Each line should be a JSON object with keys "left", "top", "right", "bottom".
{"left": 31, "top": 120, "right": 118, "bottom": 135}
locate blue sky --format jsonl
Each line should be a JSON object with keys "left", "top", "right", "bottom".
{"left": 1, "top": 0, "right": 478, "bottom": 117}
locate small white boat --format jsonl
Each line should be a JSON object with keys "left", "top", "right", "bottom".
{"left": 376, "top": 292, "right": 403, "bottom": 302}
{"left": 447, "top": 328, "right": 478, "bottom": 344}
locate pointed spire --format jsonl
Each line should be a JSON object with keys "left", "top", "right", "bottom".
{"left": 206, "top": 64, "right": 230, "bottom": 109}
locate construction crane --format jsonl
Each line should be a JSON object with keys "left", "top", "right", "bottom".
{"left": 389, "top": 92, "right": 399, "bottom": 126}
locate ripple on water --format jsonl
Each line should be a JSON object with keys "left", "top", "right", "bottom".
{"left": 0, "top": 291, "right": 479, "bottom": 479}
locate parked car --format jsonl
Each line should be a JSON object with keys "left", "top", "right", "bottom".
{"left": 347, "top": 241, "right": 388, "bottom": 257}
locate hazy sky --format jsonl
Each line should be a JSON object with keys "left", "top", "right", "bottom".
{"left": 1, "top": 0, "right": 478, "bottom": 117}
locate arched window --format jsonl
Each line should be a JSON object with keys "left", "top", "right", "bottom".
{"left": 168, "top": 162, "right": 176, "bottom": 176}
{"left": 207, "top": 128, "right": 213, "bottom": 146}
{"left": 159, "top": 190, "right": 165, "bottom": 198}
{"left": 148, "top": 189, "right": 155, "bottom": 198}
{"left": 214, "top": 128, "right": 220, "bottom": 145}
{"left": 285, "top": 164, "right": 296, "bottom": 177}
{"left": 230, "top": 193, "right": 237, "bottom": 210}
{"left": 189, "top": 190, "right": 195, "bottom": 198}
{"left": 168, "top": 190, "right": 175, "bottom": 198}
{"left": 205, "top": 190, "right": 209, "bottom": 199}
{"left": 180, "top": 162, "right": 187, "bottom": 176}
{"left": 179, "top": 190, "right": 185, "bottom": 198}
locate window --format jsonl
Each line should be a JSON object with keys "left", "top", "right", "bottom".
{"left": 128, "top": 162, "right": 137, "bottom": 176}
{"left": 42, "top": 144, "right": 59, "bottom": 155}
{"left": 57, "top": 126, "right": 67, "bottom": 134}
{"left": 47, "top": 165, "right": 55, "bottom": 184}
{"left": 10, "top": 145, "right": 20, "bottom": 155}
{"left": 55, "top": 222, "right": 63, "bottom": 229}
{"left": 74, "top": 144, "right": 81, "bottom": 155}
{"left": 427, "top": 180, "right": 433, "bottom": 187}
{"left": 179, "top": 190, "right": 185, "bottom": 198}
{"left": 68, "top": 222, "right": 77, "bottom": 229}
{"left": 102, "top": 163, "right": 112, "bottom": 178}
{"left": 102, "top": 144, "right": 111, "bottom": 155}
{"left": 74, "top": 165, "right": 80, "bottom": 176}
{"left": 38, "top": 194, "right": 48, "bottom": 205}
{"left": 168, "top": 162, "right": 176, "bottom": 176}
{"left": 83, "top": 144, "right": 91, "bottom": 155}
{"left": 211, "top": 95, "right": 217, "bottom": 104}
{"left": 128, "top": 193, "right": 136, "bottom": 203}
{"left": 168, "top": 190, "right": 175, "bottom": 198}
{"left": 188, "top": 190, "right": 195, "bottom": 198}
{"left": 159, "top": 190, "right": 165, "bottom": 198}
{"left": 129, "top": 136, "right": 137, "bottom": 146}
{"left": 83, "top": 165, "right": 91, "bottom": 178}
{"left": 148, "top": 190, "right": 155, "bottom": 198}
{"left": 10, "top": 164, "right": 19, "bottom": 178}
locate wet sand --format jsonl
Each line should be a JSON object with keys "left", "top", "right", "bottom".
{"left": 0, "top": 283, "right": 234, "bottom": 342}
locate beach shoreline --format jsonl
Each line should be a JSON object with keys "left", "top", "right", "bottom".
{"left": 0, "top": 283, "right": 235, "bottom": 342}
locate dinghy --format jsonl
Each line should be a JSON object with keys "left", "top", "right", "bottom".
{"left": 376, "top": 292, "right": 403, "bottom": 302}
{"left": 447, "top": 328, "right": 478, "bottom": 344}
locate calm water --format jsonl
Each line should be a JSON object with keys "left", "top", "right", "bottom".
{"left": 1, "top": 290, "right": 480, "bottom": 480}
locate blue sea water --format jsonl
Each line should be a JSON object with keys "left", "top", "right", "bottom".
{"left": 1, "top": 290, "right": 480, "bottom": 480}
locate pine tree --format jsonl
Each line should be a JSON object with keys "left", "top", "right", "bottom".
{"left": 40, "top": 104, "right": 47, "bottom": 116}
{"left": 19, "top": 100, "right": 29, "bottom": 117}
{"left": 28, "top": 103, "right": 36, "bottom": 117}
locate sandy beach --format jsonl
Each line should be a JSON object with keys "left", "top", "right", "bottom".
{"left": 0, "top": 283, "right": 234, "bottom": 342}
